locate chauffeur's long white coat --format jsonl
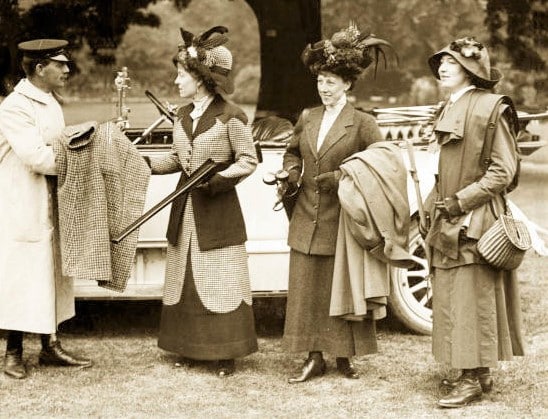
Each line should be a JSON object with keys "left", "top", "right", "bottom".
{"left": 0, "top": 79, "right": 74, "bottom": 333}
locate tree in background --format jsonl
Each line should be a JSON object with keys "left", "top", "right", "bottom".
{"left": 0, "top": 0, "right": 546, "bottom": 111}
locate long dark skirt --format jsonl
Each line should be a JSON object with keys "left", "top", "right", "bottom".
{"left": 283, "top": 250, "right": 378, "bottom": 358}
{"left": 158, "top": 255, "right": 258, "bottom": 361}
{"left": 432, "top": 264, "right": 525, "bottom": 369}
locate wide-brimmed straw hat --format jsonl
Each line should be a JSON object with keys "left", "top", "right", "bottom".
{"left": 428, "top": 37, "right": 502, "bottom": 89}
{"left": 174, "top": 26, "right": 234, "bottom": 95}
{"left": 301, "top": 22, "right": 394, "bottom": 82}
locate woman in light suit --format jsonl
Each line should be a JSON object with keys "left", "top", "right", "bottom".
{"left": 145, "top": 27, "right": 258, "bottom": 377}
{"left": 282, "top": 24, "right": 393, "bottom": 383}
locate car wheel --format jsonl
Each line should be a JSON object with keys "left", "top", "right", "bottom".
{"left": 389, "top": 220, "right": 433, "bottom": 335}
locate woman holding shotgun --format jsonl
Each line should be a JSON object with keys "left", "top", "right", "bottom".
{"left": 143, "top": 26, "right": 258, "bottom": 377}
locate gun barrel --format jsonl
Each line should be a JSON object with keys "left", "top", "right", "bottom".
{"left": 111, "top": 159, "right": 218, "bottom": 243}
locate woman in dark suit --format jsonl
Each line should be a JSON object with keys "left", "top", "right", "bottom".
{"left": 282, "top": 24, "right": 393, "bottom": 383}
{"left": 146, "top": 27, "right": 258, "bottom": 377}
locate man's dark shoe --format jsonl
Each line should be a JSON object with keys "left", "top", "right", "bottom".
{"left": 4, "top": 349, "right": 27, "bottom": 379}
{"left": 336, "top": 357, "right": 359, "bottom": 379}
{"left": 437, "top": 377, "right": 482, "bottom": 408}
{"left": 441, "top": 369, "right": 493, "bottom": 393}
{"left": 288, "top": 355, "right": 326, "bottom": 384}
{"left": 39, "top": 340, "right": 93, "bottom": 368}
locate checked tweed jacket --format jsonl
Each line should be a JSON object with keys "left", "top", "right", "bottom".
{"left": 148, "top": 94, "right": 257, "bottom": 312}
{"left": 53, "top": 121, "right": 151, "bottom": 292}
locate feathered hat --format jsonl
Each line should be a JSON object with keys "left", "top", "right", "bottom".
{"left": 301, "top": 23, "right": 395, "bottom": 82}
{"left": 174, "top": 26, "right": 234, "bottom": 95}
{"left": 428, "top": 37, "right": 502, "bottom": 89}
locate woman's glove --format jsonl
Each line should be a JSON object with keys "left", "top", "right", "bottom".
{"left": 196, "top": 173, "right": 237, "bottom": 196}
{"left": 286, "top": 169, "right": 301, "bottom": 191}
{"left": 434, "top": 196, "right": 464, "bottom": 218}
{"left": 315, "top": 170, "right": 341, "bottom": 193}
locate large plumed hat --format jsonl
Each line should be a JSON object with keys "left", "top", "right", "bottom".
{"left": 174, "top": 26, "right": 234, "bottom": 95}
{"left": 301, "top": 23, "right": 394, "bottom": 82}
{"left": 428, "top": 37, "right": 502, "bottom": 89}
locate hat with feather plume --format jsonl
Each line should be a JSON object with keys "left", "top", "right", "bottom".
{"left": 174, "top": 26, "right": 234, "bottom": 95}
{"left": 301, "top": 22, "right": 395, "bottom": 82}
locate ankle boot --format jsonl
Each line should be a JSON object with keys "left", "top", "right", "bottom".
{"left": 336, "top": 357, "right": 359, "bottom": 379}
{"left": 288, "top": 351, "right": 326, "bottom": 384}
{"left": 441, "top": 368, "right": 494, "bottom": 393}
{"left": 216, "top": 359, "right": 235, "bottom": 377}
{"left": 4, "top": 348, "right": 27, "bottom": 379}
{"left": 4, "top": 330, "right": 26, "bottom": 379}
{"left": 39, "top": 335, "right": 93, "bottom": 368}
{"left": 474, "top": 367, "right": 494, "bottom": 393}
{"left": 438, "top": 370, "right": 482, "bottom": 408}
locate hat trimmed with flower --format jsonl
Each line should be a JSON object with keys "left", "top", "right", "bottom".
{"left": 301, "top": 23, "right": 394, "bottom": 83}
{"left": 174, "top": 26, "right": 234, "bottom": 95}
{"left": 428, "top": 37, "right": 502, "bottom": 89}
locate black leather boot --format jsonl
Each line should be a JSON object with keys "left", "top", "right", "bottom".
{"left": 216, "top": 359, "right": 235, "bottom": 377}
{"left": 336, "top": 357, "right": 359, "bottom": 379}
{"left": 39, "top": 334, "right": 93, "bottom": 368}
{"left": 4, "top": 331, "right": 26, "bottom": 379}
{"left": 441, "top": 367, "right": 493, "bottom": 393}
{"left": 288, "top": 352, "right": 326, "bottom": 384}
{"left": 438, "top": 370, "right": 482, "bottom": 408}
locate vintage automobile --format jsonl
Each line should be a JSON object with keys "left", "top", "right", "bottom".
{"left": 72, "top": 86, "right": 547, "bottom": 336}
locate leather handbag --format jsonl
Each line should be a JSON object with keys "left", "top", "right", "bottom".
{"left": 477, "top": 201, "right": 531, "bottom": 270}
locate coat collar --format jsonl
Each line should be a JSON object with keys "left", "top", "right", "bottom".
{"left": 178, "top": 94, "right": 227, "bottom": 140}
{"left": 434, "top": 90, "right": 479, "bottom": 146}
{"left": 14, "top": 78, "right": 56, "bottom": 105}
{"left": 304, "top": 103, "right": 355, "bottom": 157}
{"left": 318, "top": 103, "right": 355, "bottom": 157}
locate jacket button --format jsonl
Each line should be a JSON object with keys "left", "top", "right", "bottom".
{"left": 315, "top": 190, "right": 319, "bottom": 194}
{"left": 312, "top": 220, "right": 317, "bottom": 224}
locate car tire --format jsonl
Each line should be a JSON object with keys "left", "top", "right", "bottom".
{"left": 388, "top": 219, "right": 433, "bottom": 335}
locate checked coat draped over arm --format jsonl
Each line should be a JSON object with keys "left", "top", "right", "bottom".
{"left": 53, "top": 121, "right": 151, "bottom": 292}
{"left": 147, "top": 94, "right": 257, "bottom": 312}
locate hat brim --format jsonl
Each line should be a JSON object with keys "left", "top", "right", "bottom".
{"left": 211, "top": 71, "right": 233, "bottom": 95}
{"left": 428, "top": 49, "right": 501, "bottom": 88}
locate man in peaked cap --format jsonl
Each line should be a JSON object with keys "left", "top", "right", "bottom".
{"left": 0, "top": 39, "right": 93, "bottom": 380}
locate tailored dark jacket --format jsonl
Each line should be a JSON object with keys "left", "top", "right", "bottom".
{"left": 149, "top": 94, "right": 257, "bottom": 251}
{"left": 283, "top": 103, "right": 383, "bottom": 255}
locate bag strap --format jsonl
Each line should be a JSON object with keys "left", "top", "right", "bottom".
{"left": 479, "top": 95, "right": 517, "bottom": 174}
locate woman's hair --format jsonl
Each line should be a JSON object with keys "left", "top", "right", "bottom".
{"left": 174, "top": 57, "right": 217, "bottom": 95}
{"left": 21, "top": 56, "right": 49, "bottom": 77}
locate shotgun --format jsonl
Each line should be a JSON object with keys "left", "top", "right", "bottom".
{"left": 111, "top": 159, "right": 219, "bottom": 244}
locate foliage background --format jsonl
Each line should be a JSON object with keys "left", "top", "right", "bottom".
{"left": 1, "top": 0, "right": 546, "bottom": 108}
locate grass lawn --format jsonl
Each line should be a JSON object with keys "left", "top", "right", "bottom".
{"left": 0, "top": 248, "right": 546, "bottom": 418}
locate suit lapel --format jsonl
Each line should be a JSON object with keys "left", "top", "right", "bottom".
{"left": 192, "top": 95, "right": 224, "bottom": 139}
{"left": 304, "top": 107, "right": 323, "bottom": 157}
{"left": 318, "top": 103, "right": 354, "bottom": 158}
{"left": 178, "top": 105, "right": 193, "bottom": 140}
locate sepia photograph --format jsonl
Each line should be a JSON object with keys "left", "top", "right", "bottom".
{"left": 0, "top": 0, "right": 546, "bottom": 417}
